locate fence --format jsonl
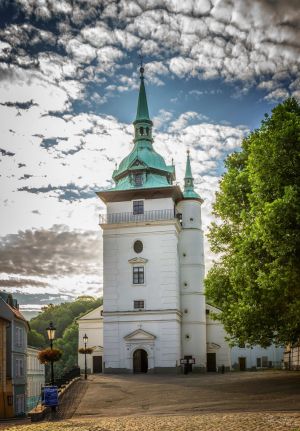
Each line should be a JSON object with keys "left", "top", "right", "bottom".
{"left": 99, "top": 209, "right": 177, "bottom": 224}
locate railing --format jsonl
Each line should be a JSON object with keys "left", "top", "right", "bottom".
{"left": 99, "top": 209, "right": 177, "bottom": 224}
{"left": 45, "top": 366, "right": 81, "bottom": 388}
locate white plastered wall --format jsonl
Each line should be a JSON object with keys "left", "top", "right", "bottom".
{"left": 78, "top": 306, "right": 103, "bottom": 373}
{"left": 102, "top": 197, "right": 181, "bottom": 371}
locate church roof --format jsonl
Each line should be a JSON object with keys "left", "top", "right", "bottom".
{"left": 134, "top": 68, "right": 150, "bottom": 122}
{"left": 97, "top": 64, "right": 203, "bottom": 201}
{"left": 77, "top": 305, "right": 103, "bottom": 321}
{"left": 108, "top": 66, "right": 175, "bottom": 192}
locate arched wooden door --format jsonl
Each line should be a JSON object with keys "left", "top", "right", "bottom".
{"left": 133, "top": 349, "right": 148, "bottom": 373}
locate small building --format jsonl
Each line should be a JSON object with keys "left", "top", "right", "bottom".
{"left": 284, "top": 343, "right": 300, "bottom": 370}
{"left": 77, "top": 306, "right": 103, "bottom": 374}
{"left": 231, "top": 345, "right": 284, "bottom": 371}
{"left": 206, "top": 304, "right": 284, "bottom": 371}
{"left": 26, "top": 346, "right": 45, "bottom": 412}
{"left": 0, "top": 292, "right": 29, "bottom": 417}
{"left": 0, "top": 308, "right": 14, "bottom": 418}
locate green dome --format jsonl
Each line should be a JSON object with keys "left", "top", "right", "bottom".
{"left": 115, "top": 142, "right": 169, "bottom": 177}
{"left": 112, "top": 140, "right": 174, "bottom": 191}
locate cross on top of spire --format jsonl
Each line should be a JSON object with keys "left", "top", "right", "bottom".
{"left": 139, "top": 54, "right": 144, "bottom": 78}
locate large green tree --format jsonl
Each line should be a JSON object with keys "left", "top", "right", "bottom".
{"left": 205, "top": 98, "right": 300, "bottom": 347}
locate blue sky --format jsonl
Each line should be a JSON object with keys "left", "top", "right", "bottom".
{"left": 0, "top": 0, "right": 299, "bottom": 317}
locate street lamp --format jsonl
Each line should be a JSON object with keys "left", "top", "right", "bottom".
{"left": 46, "top": 322, "right": 56, "bottom": 385}
{"left": 83, "top": 333, "right": 88, "bottom": 380}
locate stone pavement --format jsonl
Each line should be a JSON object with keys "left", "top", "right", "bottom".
{"left": 1, "top": 371, "right": 300, "bottom": 430}
{"left": 2, "top": 413, "right": 300, "bottom": 431}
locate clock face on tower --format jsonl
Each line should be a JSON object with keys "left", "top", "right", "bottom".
{"left": 134, "top": 240, "right": 143, "bottom": 253}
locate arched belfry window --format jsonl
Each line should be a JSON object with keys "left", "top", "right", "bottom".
{"left": 146, "top": 127, "right": 149, "bottom": 136}
{"left": 139, "top": 127, "right": 144, "bottom": 136}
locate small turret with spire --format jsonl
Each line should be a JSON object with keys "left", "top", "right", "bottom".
{"left": 183, "top": 150, "right": 202, "bottom": 201}
{"left": 133, "top": 62, "right": 153, "bottom": 143}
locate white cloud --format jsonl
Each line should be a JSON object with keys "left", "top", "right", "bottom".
{"left": 66, "top": 38, "right": 97, "bottom": 64}
{"left": 264, "top": 88, "right": 290, "bottom": 102}
{"left": 169, "top": 57, "right": 195, "bottom": 77}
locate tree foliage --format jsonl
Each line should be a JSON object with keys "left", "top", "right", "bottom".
{"left": 28, "top": 295, "right": 102, "bottom": 377}
{"left": 205, "top": 98, "right": 300, "bottom": 347}
{"left": 28, "top": 329, "right": 45, "bottom": 347}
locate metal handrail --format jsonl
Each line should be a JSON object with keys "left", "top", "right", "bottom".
{"left": 99, "top": 209, "right": 176, "bottom": 224}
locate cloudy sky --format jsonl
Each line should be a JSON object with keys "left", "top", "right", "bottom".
{"left": 0, "top": 0, "right": 299, "bottom": 317}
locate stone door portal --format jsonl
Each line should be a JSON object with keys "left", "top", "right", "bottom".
{"left": 93, "top": 356, "right": 102, "bottom": 373}
{"left": 133, "top": 349, "right": 148, "bottom": 373}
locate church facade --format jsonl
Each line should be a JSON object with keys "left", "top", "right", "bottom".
{"left": 96, "top": 67, "right": 283, "bottom": 373}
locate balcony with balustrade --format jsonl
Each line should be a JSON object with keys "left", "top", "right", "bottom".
{"left": 99, "top": 209, "right": 181, "bottom": 225}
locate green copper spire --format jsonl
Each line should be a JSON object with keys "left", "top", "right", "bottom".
{"left": 135, "top": 66, "right": 150, "bottom": 121}
{"left": 183, "top": 150, "right": 202, "bottom": 200}
{"left": 108, "top": 64, "right": 176, "bottom": 192}
{"left": 185, "top": 149, "right": 193, "bottom": 179}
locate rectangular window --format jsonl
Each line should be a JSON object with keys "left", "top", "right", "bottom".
{"left": 15, "top": 327, "right": 23, "bottom": 348}
{"left": 256, "top": 357, "right": 261, "bottom": 367}
{"left": 15, "top": 358, "right": 24, "bottom": 377}
{"left": 133, "top": 200, "right": 144, "bottom": 215}
{"left": 134, "top": 174, "right": 143, "bottom": 186}
{"left": 133, "top": 267, "right": 144, "bottom": 284}
{"left": 134, "top": 300, "right": 144, "bottom": 309}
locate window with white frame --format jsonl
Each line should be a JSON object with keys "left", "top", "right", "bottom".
{"left": 133, "top": 266, "right": 144, "bottom": 284}
{"left": 15, "top": 327, "right": 24, "bottom": 348}
{"left": 134, "top": 300, "right": 144, "bottom": 309}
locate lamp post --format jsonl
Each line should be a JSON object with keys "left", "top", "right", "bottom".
{"left": 83, "top": 333, "right": 88, "bottom": 380}
{"left": 46, "top": 322, "right": 56, "bottom": 385}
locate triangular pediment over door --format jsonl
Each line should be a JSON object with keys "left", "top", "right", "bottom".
{"left": 124, "top": 329, "right": 156, "bottom": 341}
{"left": 128, "top": 257, "right": 148, "bottom": 264}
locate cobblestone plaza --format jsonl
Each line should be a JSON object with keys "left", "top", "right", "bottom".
{"left": 1, "top": 371, "right": 300, "bottom": 431}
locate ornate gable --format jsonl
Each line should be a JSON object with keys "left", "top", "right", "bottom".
{"left": 129, "top": 158, "right": 147, "bottom": 169}
{"left": 124, "top": 329, "right": 156, "bottom": 341}
{"left": 128, "top": 257, "right": 148, "bottom": 264}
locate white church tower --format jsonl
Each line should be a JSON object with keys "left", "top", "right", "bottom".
{"left": 97, "top": 66, "right": 206, "bottom": 373}
{"left": 177, "top": 151, "right": 206, "bottom": 371}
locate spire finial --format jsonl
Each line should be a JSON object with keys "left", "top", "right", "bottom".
{"left": 139, "top": 54, "right": 144, "bottom": 78}
{"left": 185, "top": 149, "right": 192, "bottom": 180}
{"left": 134, "top": 55, "right": 151, "bottom": 123}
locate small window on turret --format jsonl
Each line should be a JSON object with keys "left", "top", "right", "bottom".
{"left": 134, "top": 174, "right": 143, "bottom": 186}
{"left": 139, "top": 127, "right": 144, "bottom": 135}
{"left": 146, "top": 127, "right": 149, "bottom": 135}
